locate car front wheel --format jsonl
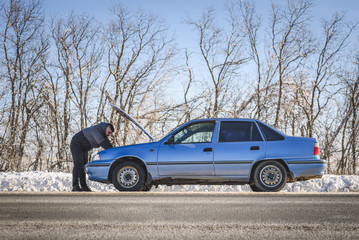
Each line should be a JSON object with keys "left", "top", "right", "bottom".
{"left": 252, "top": 161, "right": 287, "bottom": 192}
{"left": 112, "top": 161, "right": 145, "bottom": 191}
{"left": 142, "top": 185, "right": 153, "bottom": 191}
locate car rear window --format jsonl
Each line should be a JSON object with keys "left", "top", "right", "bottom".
{"left": 219, "top": 121, "right": 263, "bottom": 142}
{"left": 257, "top": 122, "right": 285, "bottom": 141}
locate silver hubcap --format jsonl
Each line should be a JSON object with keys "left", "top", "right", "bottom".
{"left": 117, "top": 166, "right": 139, "bottom": 188}
{"left": 260, "top": 165, "right": 282, "bottom": 187}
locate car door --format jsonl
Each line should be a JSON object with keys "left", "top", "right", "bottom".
{"left": 213, "top": 121, "right": 265, "bottom": 177}
{"left": 157, "top": 121, "right": 216, "bottom": 176}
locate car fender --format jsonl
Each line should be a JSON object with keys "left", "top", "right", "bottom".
{"left": 108, "top": 155, "right": 149, "bottom": 182}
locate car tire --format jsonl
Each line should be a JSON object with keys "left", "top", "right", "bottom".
{"left": 142, "top": 185, "right": 153, "bottom": 191}
{"left": 112, "top": 161, "right": 145, "bottom": 191}
{"left": 249, "top": 183, "right": 262, "bottom": 192}
{"left": 252, "top": 161, "right": 287, "bottom": 192}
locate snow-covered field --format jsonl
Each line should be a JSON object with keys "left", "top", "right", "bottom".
{"left": 1, "top": 172, "right": 359, "bottom": 192}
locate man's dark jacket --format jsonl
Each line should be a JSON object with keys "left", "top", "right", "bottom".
{"left": 82, "top": 122, "right": 113, "bottom": 149}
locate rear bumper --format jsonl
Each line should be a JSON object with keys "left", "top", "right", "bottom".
{"left": 285, "top": 159, "right": 327, "bottom": 180}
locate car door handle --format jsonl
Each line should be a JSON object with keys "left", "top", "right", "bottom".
{"left": 203, "top": 148, "right": 213, "bottom": 152}
{"left": 250, "top": 146, "right": 260, "bottom": 150}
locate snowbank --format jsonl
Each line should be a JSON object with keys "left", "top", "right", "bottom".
{"left": 0, "top": 172, "right": 358, "bottom": 192}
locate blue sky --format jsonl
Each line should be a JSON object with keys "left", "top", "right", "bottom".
{"left": 45, "top": 0, "right": 359, "bottom": 21}
{"left": 44, "top": 0, "right": 359, "bottom": 62}
{"left": 44, "top": 0, "right": 359, "bottom": 48}
{"left": 44, "top": 0, "right": 359, "bottom": 97}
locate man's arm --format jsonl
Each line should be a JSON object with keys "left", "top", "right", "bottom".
{"left": 100, "top": 138, "right": 113, "bottom": 149}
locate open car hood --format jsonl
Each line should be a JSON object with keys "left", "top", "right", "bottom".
{"left": 111, "top": 104, "right": 156, "bottom": 142}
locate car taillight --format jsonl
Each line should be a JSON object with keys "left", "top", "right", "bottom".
{"left": 314, "top": 142, "right": 319, "bottom": 156}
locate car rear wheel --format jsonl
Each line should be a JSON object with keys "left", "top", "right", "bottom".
{"left": 249, "top": 183, "right": 261, "bottom": 192}
{"left": 252, "top": 161, "right": 287, "bottom": 192}
{"left": 112, "top": 161, "right": 145, "bottom": 191}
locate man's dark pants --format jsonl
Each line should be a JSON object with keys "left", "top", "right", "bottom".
{"left": 71, "top": 132, "right": 91, "bottom": 188}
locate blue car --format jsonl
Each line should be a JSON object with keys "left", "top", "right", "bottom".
{"left": 85, "top": 105, "right": 327, "bottom": 192}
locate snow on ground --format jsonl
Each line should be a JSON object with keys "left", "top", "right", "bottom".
{"left": 0, "top": 172, "right": 359, "bottom": 192}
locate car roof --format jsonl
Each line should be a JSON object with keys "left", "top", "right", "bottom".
{"left": 188, "top": 118, "right": 259, "bottom": 122}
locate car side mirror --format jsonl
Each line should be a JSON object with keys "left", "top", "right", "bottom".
{"left": 165, "top": 136, "right": 175, "bottom": 145}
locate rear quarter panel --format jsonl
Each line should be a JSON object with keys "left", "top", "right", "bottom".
{"left": 265, "top": 136, "right": 317, "bottom": 160}
{"left": 264, "top": 136, "right": 326, "bottom": 179}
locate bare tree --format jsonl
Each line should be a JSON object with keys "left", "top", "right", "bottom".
{"left": 296, "top": 13, "right": 355, "bottom": 137}
{"left": 348, "top": 74, "right": 359, "bottom": 174}
{"left": 236, "top": 0, "right": 281, "bottom": 121}
{"left": 334, "top": 68, "right": 359, "bottom": 174}
{"left": 269, "top": 0, "right": 314, "bottom": 127}
{"left": 0, "top": 0, "right": 48, "bottom": 171}
{"left": 28, "top": 13, "right": 103, "bottom": 171}
{"left": 52, "top": 14, "right": 102, "bottom": 130}
{"left": 102, "top": 6, "right": 175, "bottom": 146}
{"left": 186, "top": 6, "right": 249, "bottom": 118}
{"left": 183, "top": 49, "right": 195, "bottom": 122}
{"left": 238, "top": 0, "right": 264, "bottom": 118}
{"left": 169, "top": 49, "right": 208, "bottom": 125}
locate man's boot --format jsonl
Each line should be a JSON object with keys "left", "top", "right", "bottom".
{"left": 81, "top": 186, "right": 92, "bottom": 192}
{"left": 72, "top": 185, "right": 82, "bottom": 192}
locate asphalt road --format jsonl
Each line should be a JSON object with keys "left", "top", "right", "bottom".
{"left": 0, "top": 192, "right": 358, "bottom": 239}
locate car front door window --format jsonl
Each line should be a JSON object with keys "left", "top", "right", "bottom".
{"left": 173, "top": 122, "right": 215, "bottom": 144}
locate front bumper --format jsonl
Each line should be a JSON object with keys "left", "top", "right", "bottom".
{"left": 85, "top": 160, "right": 113, "bottom": 182}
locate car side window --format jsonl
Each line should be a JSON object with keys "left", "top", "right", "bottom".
{"left": 173, "top": 122, "right": 215, "bottom": 144}
{"left": 257, "top": 122, "right": 285, "bottom": 141}
{"left": 219, "top": 121, "right": 263, "bottom": 142}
